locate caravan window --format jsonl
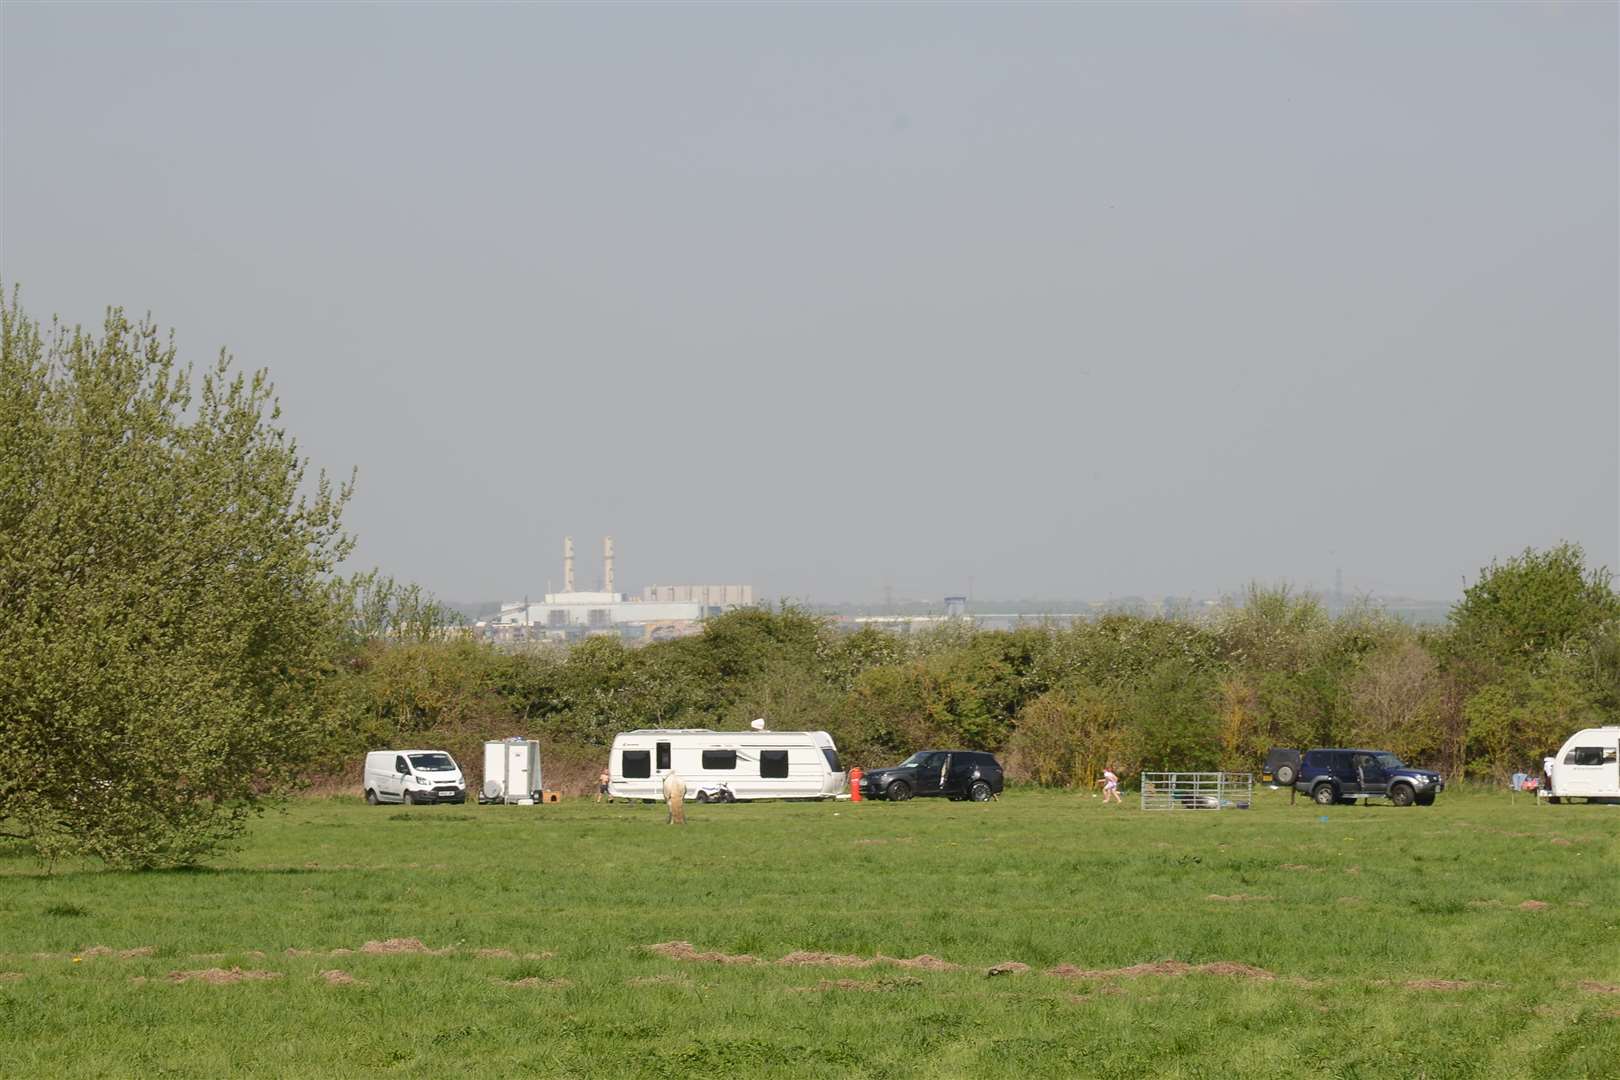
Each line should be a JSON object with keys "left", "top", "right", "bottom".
{"left": 701, "top": 750, "right": 737, "bottom": 770}
{"left": 656, "top": 742, "right": 671, "bottom": 771}
{"left": 622, "top": 750, "right": 651, "bottom": 778}
{"left": 822, "top": 748, "right": 841, "bottom": 773}
{"left": 759, "top": 750, "right": 789, "bottom": 779}
{"left": 1564, "top": 746, "right": 1616, "bottom": 766}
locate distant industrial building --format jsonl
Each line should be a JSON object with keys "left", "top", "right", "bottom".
{"left": 479, "top": 536, "right": 752, "bottom": 644}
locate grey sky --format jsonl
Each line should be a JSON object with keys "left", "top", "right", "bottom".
{"left": 4, "top": 2, "right": 1615, "bottom": 604}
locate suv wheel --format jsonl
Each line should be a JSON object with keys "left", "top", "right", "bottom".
{"left": 968, "top": 781, "right": 993, "bottom": 802}
{"left": 885, "top": 780, "right": 912, "bottom": 802}
{"left": 1312, "top": 784, "right": 1336, "bottom": 806}
{"left": 1389, "top": 784, "right": 1415, "bottom": 807}
{"left": 1274, "top": 764, "right": 1296, "bottom": 786}
{"left": 1414, "top": 790, "right": 1436, "bottom": 806}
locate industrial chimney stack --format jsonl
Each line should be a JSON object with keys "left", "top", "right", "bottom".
{"left": 563, "top": 536, "right": 575, "bottom": 593}
{"left": 603, "top": 535, "right": 616, "bottom": 595}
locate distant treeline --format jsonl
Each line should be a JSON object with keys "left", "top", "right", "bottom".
{"left": 327, "top": 543, "right": 1620, "bottom": 788}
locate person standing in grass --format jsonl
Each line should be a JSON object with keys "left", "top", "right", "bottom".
{"left": 1098, "top": 767, "right": 1122, "bottom": 805}
{"left": 597, "top": 767, "right": 611, "bottom": 803}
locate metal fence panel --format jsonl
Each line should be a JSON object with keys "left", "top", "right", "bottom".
{"left": 1139, "top": 772, "right": 1254, "bottom": 811}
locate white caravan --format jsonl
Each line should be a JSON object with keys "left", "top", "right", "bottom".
{"left": 1543, "top": 726, "right": 1620, "bottom": 804}
{"left": 607, "top": 728, "right": 845, "bottom": 802}
{"left": 363, "top": 749, "right": 467, "bottom": 805}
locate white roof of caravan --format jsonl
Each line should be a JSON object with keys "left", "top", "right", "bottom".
{"left": 619, "top": 729, "right": 828, "bottom": 738}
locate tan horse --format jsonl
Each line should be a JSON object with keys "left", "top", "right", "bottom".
{"left": 662, "top": 770, "right": 687, "bottom": 825}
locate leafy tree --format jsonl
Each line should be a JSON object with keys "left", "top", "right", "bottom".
{"left": 1450, "top": 544, "right": 1620, "bottom": 672}
{"left": 344, "top": 570, "right": 462, "bottom": 644}
{"left": 1004, "top": 685, "right": 1127, "bottom": 787}
{"left": 1126, "top": 659, "right": 1220, "bottom": 772}
{"left": 0, "top": 296, "right": 352, "bottom": 866}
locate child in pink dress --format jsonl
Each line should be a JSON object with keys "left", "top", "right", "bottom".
{"left": 1099, "top": 768, "right": 1122, "bottom": 804}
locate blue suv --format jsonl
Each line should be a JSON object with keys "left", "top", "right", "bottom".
{"left": 1296, "top": 749, "right": 1443, "bottom": 807}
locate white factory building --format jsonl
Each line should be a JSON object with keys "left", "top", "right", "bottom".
{"left": 482, "top": 536, "right": 753, "bottom": 642}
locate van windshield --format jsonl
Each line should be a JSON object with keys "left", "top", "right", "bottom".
{"left": 409, "top": 753, "right": 456, "bottom": 772}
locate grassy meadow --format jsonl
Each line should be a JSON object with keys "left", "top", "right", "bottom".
{"left": 2, "top": 787, "right": 1618, "bottom": 1078}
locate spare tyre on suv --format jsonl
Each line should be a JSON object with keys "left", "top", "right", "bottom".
{"left": 1295, "top": 749, "right": 1444, "bottom": 807}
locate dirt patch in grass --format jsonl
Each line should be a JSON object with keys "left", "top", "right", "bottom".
{"left": 885, "top": 954, "right": 962, "bottom": 972}
{"left": 79, "top": 945, "right": 155, "bottom": 960}
{"left": 627, "top": 974, "right": 695, "bottom": 988}
{"left": 1047, "top": 960, "right": 1275, "bottom": 982}
{"left": 360, "top": 938, "right": 453, "bottom": 956}
{"left": 1549, "top": 838, "right": 1573, "bottom": 846}
{"left": 1206, "top": 894, "right": 1272, "bottom": 902}
{"left": 1579, "top": 981, "right": 1620, "bottom": 995}
{"left": 1518, "top": 900, "right": 1550, "bottom": 911}
{"left": 168, "top": 967, "right": 283, "bottom": 985}
{"left": 1403, "top": 979, "right": 1502, "bottom": 991}
{"left": 475, "top": 948, "right": 516, "bottom": 959}
{"left": 791, "top": 977, "right": 923, "bottom": 993}
{"left": 646, "top": 941, "right": 760, "bottom": 965}
{"left": 777, "top": 951, "right": 874, "bottom": 968}
{"left": 0, "top": 972, "right": 23, "bottom": 982}
{"left": 497, "top": 977, "right": 571, "bottom": 989}
{"left": 987, "top": 962, "right": 1030, "bottom": 977}
{"left": 1279, "top": 864, "right": 1320, "bottom": 872}
{"left": 317, "top": 969, "right": 366, "bottom": 986}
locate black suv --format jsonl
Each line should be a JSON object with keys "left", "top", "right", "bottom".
{"left": 1295, "top": 748, "right": 1444, "bottom": 807}
{"left": 860, "top": 750, "right": 1003, "bottom": 802}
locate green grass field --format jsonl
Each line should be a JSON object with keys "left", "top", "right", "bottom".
{"left": 3, "top": 788, "right": 1617, "bottom": 1078}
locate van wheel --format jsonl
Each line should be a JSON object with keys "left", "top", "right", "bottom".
{"left": 969, "top": 781, "right": 993, "bottom": 802}
{"left": 1390, "top": 784, "right": 1415, "bottom": 807}
{"left": 885, "top": 780, "right": 912, "bottom": 802}
{"left": 365, "top": 789, "right": 378, "bottom": 805}
{"left": 1274, "top": 764, "right": 1296, "bottom": 786}
{"left": 1312, "top": 785, "right": 1336, "bottom": 806}
{"left": 400, "top": 792, "right": 414, "bottom": 806}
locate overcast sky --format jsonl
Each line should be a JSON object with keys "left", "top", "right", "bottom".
{"left": 4, "top": 2, "right": 1615, "bottom": 604}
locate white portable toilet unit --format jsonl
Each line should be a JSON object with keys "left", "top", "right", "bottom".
{"left": 482, "top": 738, "right": 542, "bottom": 804}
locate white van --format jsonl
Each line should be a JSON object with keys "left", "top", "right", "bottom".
{"left": 1543, "top": 726, "right": 1620, "bottom": 804}
{"left": 607, "top": 728, "right": 845, "bottom": 802}
{"left": 363, "top": 749, "right": 467, "bottom": 805}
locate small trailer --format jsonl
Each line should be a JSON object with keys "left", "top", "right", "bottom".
{"left": 1541, "top": 726, "right": 1620, "bottom": 804}
{"left": 481, "top": 738, "right": 542, "bottom": 804}
{"left": 607, "top": 728, "right": 845, "bottom": 802}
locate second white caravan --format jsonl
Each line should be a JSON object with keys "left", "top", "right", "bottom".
{"left": 1543, "top": 725, "right": 1620, "bottom": 803}
{"left": 607, "top": 728, "right": 845, "bottom": 802}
